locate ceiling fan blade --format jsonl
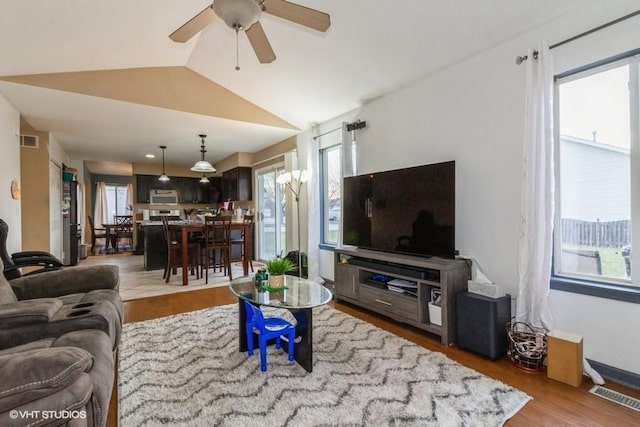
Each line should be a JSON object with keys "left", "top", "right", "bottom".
{"left": 246, "top": 21, "right": 276, "bottom": 64}
{"left": 169, "top": 6, "right": 216, "bottom": 43}
{"left": 262, "top": 0, "right": 330, "bottom": 32}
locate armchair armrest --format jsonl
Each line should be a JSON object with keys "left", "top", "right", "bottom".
{"left": 0, "top": 298, "right": 63, "bottom": 328}
{"left": 11, "top": 255, "right": 64, "bottom": 268}
{"left": 12, "top": 251, "right": 62, "bottom": 262}
{"left": 9, "top": 265, "right": 120, "bottom": 300}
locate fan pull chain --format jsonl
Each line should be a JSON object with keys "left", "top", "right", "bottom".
{"left": 235, "top": 25, "right": 240, "bottom": 71}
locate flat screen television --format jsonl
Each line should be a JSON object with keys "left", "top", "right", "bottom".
{"left": 342, "top": 161, "right": 455, "bottom": 258}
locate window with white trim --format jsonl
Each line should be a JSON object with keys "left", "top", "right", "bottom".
{"left": 554, "top": 56, "right": 639, "bottom": 288}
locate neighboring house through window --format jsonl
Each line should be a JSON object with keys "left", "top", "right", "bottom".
{"left": 554, "top": 56, "right": 639, "bottom": 294}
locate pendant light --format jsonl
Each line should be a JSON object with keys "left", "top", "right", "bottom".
{"left": 199, "top": 174, "right": 210, "bottom": 184}
{"left": 159, "top": 145, "right": 170, "bottom": 182}
{"left": 190, "top": 134, "right": 216, "bottom": 173}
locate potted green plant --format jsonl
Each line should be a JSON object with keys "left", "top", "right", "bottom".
{"left": 265, "top": 257, "right": 296, "bottom": 288}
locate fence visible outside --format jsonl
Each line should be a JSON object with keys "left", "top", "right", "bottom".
{"left": 561, "top": 218, "right": 630, "bottom": 248}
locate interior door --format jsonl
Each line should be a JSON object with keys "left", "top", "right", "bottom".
{"left": 256, "top": 165, "right": 286, "bottom": 261}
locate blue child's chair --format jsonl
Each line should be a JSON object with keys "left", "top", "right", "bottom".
{"left": 244, "top": 300, "right": 296, "bottom": 372}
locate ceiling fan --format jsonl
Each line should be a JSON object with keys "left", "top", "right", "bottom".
{"left": 169, "top": 0, "right": 330, "bottom": 65}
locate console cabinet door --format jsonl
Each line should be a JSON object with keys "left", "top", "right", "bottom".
{"left": 335, "top": 263, "right": 358, "bottom": 300}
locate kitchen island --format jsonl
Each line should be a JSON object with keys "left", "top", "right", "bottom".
{"left": 139, "top": 220, "right": 247, "bottom": 272}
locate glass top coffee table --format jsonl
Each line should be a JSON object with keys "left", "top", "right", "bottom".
{"left": 229, "top": 275, "right": 333, "bottom": 372}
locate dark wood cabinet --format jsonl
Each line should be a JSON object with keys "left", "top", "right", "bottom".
{"left": 208, "top": 177, "right": 223, "bottom": 204}
{"left": 178, "top": 178, "right": 196, "bottom": 203}
{"left": 136, "top": 175, "right": 225, "bottom": 204}
{"left": 222, "top": 167, "right": 252, "bottom": 201}
{"left": 135, "top": 175, "right": 154, "bottom": 203}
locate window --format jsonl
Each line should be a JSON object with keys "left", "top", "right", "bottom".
{"left": 105, "top": 185, "right": 130, "bottom": 220}
{"left": 321, "top": 145, "right": 342, "bottom": 245}
{"left": 554, "top": 57, "right": 639, "bottom": 289}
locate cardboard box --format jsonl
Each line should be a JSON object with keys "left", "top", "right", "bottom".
{"left": 547, "top": 330, "right": 583, "bottom": 387}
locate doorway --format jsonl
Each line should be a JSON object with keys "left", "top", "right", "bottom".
{"left": 255, "top": 165, "right": 286, "bottom": 261}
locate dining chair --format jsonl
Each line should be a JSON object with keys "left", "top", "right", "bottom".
{"left": 113, "top": 215, "right": 133, "bottom": 252}
{"left": 202, "top": 215, "right": 232, "bottom": 283}
{"left": 161, "top": 216, "right": 199, "bottom": 283}
{"left": 243, "top": 300, "right": 295, "bottom": 372}
{"left": 88, "top": 215, "right": 108, "bottom": 254}
{"left": 230, "top": 214, "right": 254, "bottom": 273}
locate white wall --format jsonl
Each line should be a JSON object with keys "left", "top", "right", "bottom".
{"left": 311, "top": 2, "right": 640, "bottom": 374}
{"left": 0, "top": 94, "right": 21, "bottom": 254}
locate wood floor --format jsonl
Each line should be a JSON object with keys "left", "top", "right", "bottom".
{"left": 108, "top": 286, "right": 640, "bottom": 427}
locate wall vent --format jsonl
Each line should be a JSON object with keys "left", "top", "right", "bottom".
{"left": 20, "top": 134, "right": 39, "bottom": 148}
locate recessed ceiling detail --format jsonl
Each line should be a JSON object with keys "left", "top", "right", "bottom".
{"left": 0, "top": 66, "right": 297, "bottom": 130}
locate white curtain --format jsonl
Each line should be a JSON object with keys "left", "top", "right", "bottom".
{"left": 94, "top": 182, "right": 108, "bottom": 225}
{"left": 516, "top": 42, "right": 604, "bottom": 385}
{"left": 341, "top": 122, "right": 357, "bottom": 178}
{"left": 305, "top": 131, "right": 321, "bottom": 283}
{"left": 126, "top": 183, "right": 134, "bottom": 212}
{"left": 516, "top": 42, "right": 555, "bottom": 331}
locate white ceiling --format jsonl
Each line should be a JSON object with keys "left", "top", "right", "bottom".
{"left": 0, "top": 0, "right": 596, "bottom": 173}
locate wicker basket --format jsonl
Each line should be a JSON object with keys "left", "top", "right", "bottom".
{"left": 507, "top": 320, "right": 547, "bottom": 372}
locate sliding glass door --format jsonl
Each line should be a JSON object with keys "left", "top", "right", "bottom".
{"left": 256, "top": 165, "right": 287, "bottom": 261}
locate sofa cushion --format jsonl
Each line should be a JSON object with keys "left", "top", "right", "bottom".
{"left": 0, "top": 262, "right": 17, "bottom": 304}
{"left": 0, "top": 346, "right": 93, "bottom": 413}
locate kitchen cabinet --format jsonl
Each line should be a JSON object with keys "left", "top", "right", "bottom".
{"left": 136, "top": 175, "right": 224, "bottom": 204}
{"left": 222, "top": 167, "right": 252, "bottom": 201}
{"left": 135, "top": 175, "right": 154, "bottom": 203}
{"left": 178, "top": 178, "right": 197, "bottom": 203}
{"left": 179, "top": 177, "right": 222, "bottom": 204}
{"left": 136, "top": 174, "right": 175, "bottom": 202}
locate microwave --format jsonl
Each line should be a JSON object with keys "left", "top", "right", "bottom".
{"left": 149, "top": 189, "right": 179, "bottom": 204}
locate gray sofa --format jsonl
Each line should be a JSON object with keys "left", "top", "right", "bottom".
{"left": 0, "top": 329, "right": 115, "bottom": 427}
{"left": 0, "top": 259, "right": 123, "bottom": 427}
{"left": 0, "top": 260, "right": 123, "bottom": 350}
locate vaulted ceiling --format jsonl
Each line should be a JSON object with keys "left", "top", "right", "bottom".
{"left": 0, "top": 0, "right": 600, "bottom": 172}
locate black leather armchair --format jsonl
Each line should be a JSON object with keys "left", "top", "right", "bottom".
{"left": 0, "top": 219, "right": 64, "bottom": 279}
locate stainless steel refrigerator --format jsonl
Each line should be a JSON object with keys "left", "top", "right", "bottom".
{"left": 62, "top": 179, "right": 79, "bottom": 265}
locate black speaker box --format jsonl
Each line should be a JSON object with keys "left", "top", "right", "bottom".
{"left": 456, "top": 291, "right": 511, "bottom": 360}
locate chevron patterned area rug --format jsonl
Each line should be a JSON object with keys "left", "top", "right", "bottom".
{"left": 119, "top": 304, "right": 531, "bottom": 426}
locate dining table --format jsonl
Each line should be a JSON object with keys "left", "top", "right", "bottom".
{"left": 178, "top": 219, "right": 252, "bottom": 286}
{"left": 101, "top": 223, "right": 117, "bottom": 249}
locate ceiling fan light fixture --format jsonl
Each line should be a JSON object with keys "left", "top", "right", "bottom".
{"left": 213, "top": 0, "right": 261, "bottom": 30}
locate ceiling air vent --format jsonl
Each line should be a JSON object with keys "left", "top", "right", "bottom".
{"left": 20, "top": 134, "right": 39, "bottom": 148}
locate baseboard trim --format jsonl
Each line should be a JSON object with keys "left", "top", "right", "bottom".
{"left": 588, "top": 359, "right": 640, "bottom": 391}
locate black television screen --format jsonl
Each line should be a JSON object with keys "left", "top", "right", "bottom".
{"left": 342, "top": 161, "right": 455, "bottom": 258}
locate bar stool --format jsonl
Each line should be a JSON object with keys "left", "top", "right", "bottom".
{"left": 230, "top": 215, "right": 254, "bottom": 272}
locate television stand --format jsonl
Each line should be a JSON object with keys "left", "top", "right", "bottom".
{"left": 333, "top": 247, "right": 469, "bottom": 345}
